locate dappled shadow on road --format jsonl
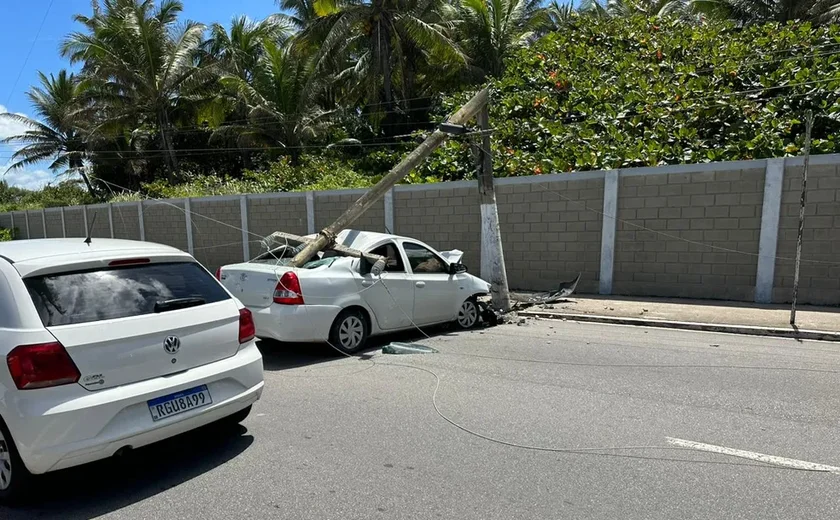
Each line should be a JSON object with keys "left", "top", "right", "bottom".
{"left": 258, "top": 325, "right": 458, "bottom": 372}
{"left": 0, "top": 423, "right": 253, "bottom": 520}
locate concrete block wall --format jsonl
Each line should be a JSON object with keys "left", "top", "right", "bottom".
{"left": 191, "top": 199, "right": 244, "bottom": 273}
{"left": 497, "top": 177, "right": 604, "bottom": 293}
{"left": 614, "top": 167, "right": 765, "bottom": 301}
{"left": 393, "top": 185, "right": 481, "bottom": 273}
{"left": 44, "top": 209, "right": 63, "bottom": 238}
{"left": 773, "top": 162, "right": 840, "bottom": 305}
{"left": 0, "top": 213, "right": 11, "bottom": 231}
{"left": 316, "top": 192, "right": 385, "bottom": 233}
{"left": 86, "top": 204, "right": 112, "bottom": 238}
{"left": 64, "top": 207, "right": 86, "bottom": 237}
{"left": 1, "top": 154, "right": 838, "bottom": 306}
{"left": 143, "top": 201, "right": 188, "bottom": 251}
{"left": 25, "top": 210, "right": 45, "bottom": 239}
{"left": 248, "top": 194, "right": 308, "bottom": 245}
{"left": 112, "top": 204, "right": 141, "bottom": 240}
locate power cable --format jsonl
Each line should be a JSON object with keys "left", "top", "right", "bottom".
{"left": 4, "top": 0, "right": 54, "bottom": 107}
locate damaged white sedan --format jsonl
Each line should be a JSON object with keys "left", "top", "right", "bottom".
{"left": 217, "top": 230, "right": 491, "bottom": 353}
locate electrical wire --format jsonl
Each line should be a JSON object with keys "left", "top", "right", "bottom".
{"left": 371, "top": 360, "right": 831, "bottom": 472}
{"left": 4, "top": 0, "right": 54, "bottom": 107}
{"left": 40, "top": 178, "right": 838, "bottom": 472}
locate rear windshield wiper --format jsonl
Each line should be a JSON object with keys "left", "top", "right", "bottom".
{"left": 154, "top": 297, "right": 206, "bottom": 313}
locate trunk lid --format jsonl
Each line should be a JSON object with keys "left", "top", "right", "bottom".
{"left": 23, "top": 260, "right": 242, "bottom": 390}
{"left": 218, "top": 256, "right": 343, "bottom": 308}
{"left": 219, "top": 263, "right": 293, "bottom": 309}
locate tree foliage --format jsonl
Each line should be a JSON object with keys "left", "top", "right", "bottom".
{"left": 450, "top": 16, "right": 840, "bottom": 177}
{"left": 1, "top": 0, "right": 839, "bottom": 206}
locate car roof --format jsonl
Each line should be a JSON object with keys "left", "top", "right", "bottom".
{"left": 0, "top": 238, "right": 184, "bottom": 264}
{"left": 335, "top": 229, "right": 416, "bottom": 251}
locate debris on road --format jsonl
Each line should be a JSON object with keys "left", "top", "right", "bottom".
{"left": 382, "top": 343, "right": 438, "bottom": 355}
{"left": 510, "top": 274, "right": 581, "bottom": 311}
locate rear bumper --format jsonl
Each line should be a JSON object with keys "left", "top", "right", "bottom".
{"left": 252, "top": 304, "right": 342, "bottom": 343}
{"left": 6, "top": 342, "right": 264, "bottom": 475}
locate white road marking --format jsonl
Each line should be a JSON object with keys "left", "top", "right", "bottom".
{"left": 666, "top": 437, "right": 840, "bottom": 474}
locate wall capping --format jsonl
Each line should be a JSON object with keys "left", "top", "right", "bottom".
{"left": 247, "top": 192, "right": 306, "bottom": 200}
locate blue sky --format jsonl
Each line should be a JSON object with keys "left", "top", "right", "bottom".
{"left": 0, "top": 0, "right": 279, "bottom": 189}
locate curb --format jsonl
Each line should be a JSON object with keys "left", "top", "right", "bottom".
{"left": 517, "top": 311, "right": 840, "bottom": 342}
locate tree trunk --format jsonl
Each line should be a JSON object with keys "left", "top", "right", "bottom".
{"left": 70, "top": 155, "right": 97, "bottom": 198}
{"left": 379, "top": 20, "right": 393, "bottom": 112}
{"left": 158, "top": 110, "right": 178, "bottom": 183}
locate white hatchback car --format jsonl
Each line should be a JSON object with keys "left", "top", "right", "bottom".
{"left": 0, "top": 238, "right": 264, "bottom": 502}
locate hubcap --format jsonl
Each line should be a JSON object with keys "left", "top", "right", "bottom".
{"left": 338, "top": 316, "right": 365, "bottom": 349}
{"left": 458, "top": 301, "right": 478, "bottom": 328}
{"left": 0, "top": 430, "right": 11, "bottom": 491}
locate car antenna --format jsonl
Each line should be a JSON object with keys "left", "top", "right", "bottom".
{"left": 84, "top": 212, "right": 97, "bottom": 245}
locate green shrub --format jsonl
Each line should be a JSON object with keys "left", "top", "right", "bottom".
{"left": 133, "top": 156, "right": 378, "bottom": 200}
{"left": 0, "top": 228, "right": 15, "bottom": 242}
{"left": 478, "top": 17, "right": 840, "bottom": 176}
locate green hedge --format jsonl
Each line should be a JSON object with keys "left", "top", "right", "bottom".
{"left": 0, "top": 228, "right": 15, "bottom": 242}
{"left": 425, "top": 16, "right": 840, "bottom": 179}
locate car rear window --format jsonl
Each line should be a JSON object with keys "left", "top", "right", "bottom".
{"left": 24, "top": 262, "right": 231, "bottom": 326}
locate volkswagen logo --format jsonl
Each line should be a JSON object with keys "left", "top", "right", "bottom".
{"left": 163, "top": 336, "right": 181, "bottom": 355}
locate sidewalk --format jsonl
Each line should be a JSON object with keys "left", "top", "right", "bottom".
{"left": 516, "top": 295, "right": 840, "bottom": 342}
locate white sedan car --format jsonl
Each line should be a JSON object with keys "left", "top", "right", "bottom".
{"left": 0, "top": 238, "right": 264, "bottom": 502}
{"left": 218, "top": 230, "right": 491, "bottom": 353}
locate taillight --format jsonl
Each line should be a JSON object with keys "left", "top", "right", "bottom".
{"left": 239, "top": 308, "right": 256, "bottom": 344}
{"left": 7, "top": 342, "right": 81, "bottom": 390}
{"left": 273, "top": 272, "right": 305, "bottom": 305}
{"left": 215, "top": 267, "right": 222, "bottom": 280}
{"left": 109, "top": 258, "right": 150, "bottom": 267}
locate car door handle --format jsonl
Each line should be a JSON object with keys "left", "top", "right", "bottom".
{"left": 415, "top": 281, "right": 425, "bottom": 288}
{"left": 362, "top": 280, "right": 374, "bottom": 287}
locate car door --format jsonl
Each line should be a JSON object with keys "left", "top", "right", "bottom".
{"left": 402, "top": 242, "right": 459, "bottom": 325}
{"left": 358, "top": 242, "right": 415, "bottom": 331}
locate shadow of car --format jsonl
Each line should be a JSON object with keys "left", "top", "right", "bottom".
{"left": 0, "top": 422, "right": 253, "bottom": 519}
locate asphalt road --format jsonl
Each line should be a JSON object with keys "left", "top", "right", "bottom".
{"left": 4, "top": 319, "right": 840, "bottom": 519}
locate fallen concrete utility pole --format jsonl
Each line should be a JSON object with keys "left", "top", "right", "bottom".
{"left": 790, "top": 110, "right": 814, "bottom": 326}
{"left": 288, "top": 88, "right": 490, "bottom": 268}
{"left": 263, "top": 231, "right": 388, "bottom": 274}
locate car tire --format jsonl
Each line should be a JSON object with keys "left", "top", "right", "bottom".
{"left": 222, "top": 405, "right": 252, "bottom": 426}
{"left": 456, "top": 297, "right": 480, "bottom": 329}
{"left": 329, "top": 309, "right": 369, "bottom": 354}
{"left": 0, "top": 418, "right": 33, "bottom": 505}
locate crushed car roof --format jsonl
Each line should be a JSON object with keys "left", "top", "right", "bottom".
{"left": 332, "top": 229, "right": 413, "bottom": 251}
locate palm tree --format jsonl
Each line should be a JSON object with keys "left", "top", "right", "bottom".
{"left": 61, "top": 0, "right": 213, "bottom": 182}
{"left": 455, "top": 0, "right": 551, "bottom": 80}
{"left": 203, "top": 15, "right": 292, "bottom": 81}
{"left": 0, "top": 70, "right": 96, "bottom": 195}
{"left": 546, "top": 1, "right": 580, "bottom": 28}
{"left": 685, "top": 0, "right": 840, "bottom": 24}
{"left": 580, "top": 0, "right": 683, "bottom": 18}
{"left": 277, "top": 0, "right": 319, "bottom": 29}
{"left": 305, "top": 0, "right": 465, "bottom": 112}
{"left": 219, "top": 39, "right": 329, "bottom": 164}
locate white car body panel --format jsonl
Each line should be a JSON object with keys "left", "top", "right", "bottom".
{"left": 219, "top": 230, "right": 491, "bottom": 343}
{"left": 0, "top": 239, "right": 264, "bottom": 475}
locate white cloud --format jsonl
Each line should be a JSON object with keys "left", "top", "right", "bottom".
{"left": 2, "top": 165, "right": 56, "bottom": 191}
{"left": 0, "top": 105, "right": 33, "bottom": 142}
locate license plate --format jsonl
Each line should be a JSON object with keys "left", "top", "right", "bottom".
{"left": 148, "top": 385, "right": 213, "bottom": 422}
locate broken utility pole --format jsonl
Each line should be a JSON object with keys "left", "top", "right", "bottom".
{"left": 289, "top": 88, "right": 490, "bottom": 268}
{"left": 285, "top": 86, "right": 512, "bottom": 313}
{"left": 475, "top": 105, "right": 511, "bottom": 312}
{"left": 790, "top": 110, "right": 813, "bottom": 326}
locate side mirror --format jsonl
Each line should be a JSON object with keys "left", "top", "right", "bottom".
{"left": 449, "top": 262, "right": 468, "bottom": 275}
